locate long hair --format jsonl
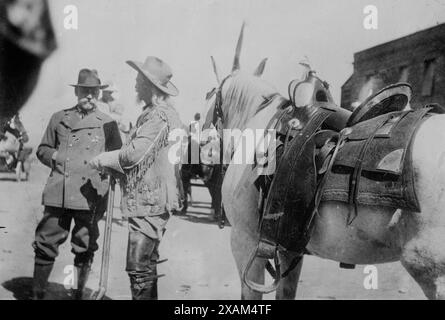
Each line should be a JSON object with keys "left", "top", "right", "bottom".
{"left": 149, "top": 84, "right": 184, "bottom": 131}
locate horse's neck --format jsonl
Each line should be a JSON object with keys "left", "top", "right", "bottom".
{"left": 226, "top": 95, "right": 285, "bottom": 131}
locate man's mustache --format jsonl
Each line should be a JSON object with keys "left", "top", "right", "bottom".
{"left": 79, "top": 98, "right": 97, "bottom": 106}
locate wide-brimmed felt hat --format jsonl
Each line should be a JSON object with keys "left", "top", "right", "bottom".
{"left": 347, "top": 83, "right": 412, "bottom": 127}
{"left": 102, "top": 81, "right": 118, "bottom": 92}
{"left": 126, "top": 56, "right": 179, "bottom": 96}
{"left": 70, "top": 69, "right": 109, "bottom": 89}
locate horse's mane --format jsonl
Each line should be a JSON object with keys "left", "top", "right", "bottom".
{"left": 222, "top": 72, "right": 279, "bottom": 129}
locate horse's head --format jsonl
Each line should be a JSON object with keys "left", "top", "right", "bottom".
{"left": 0, "top": 113, "right": 28, "bottom": 144}
{"left": 200, "top": 23, "right": 278, "bottom": 166}
{"left": 11, "top": 114, "right": 29, "bottom": 143}
{"left": 203, "top": 23, "right": 272, "bottom": 131}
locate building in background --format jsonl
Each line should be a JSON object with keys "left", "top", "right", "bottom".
{"left": 341, "top": 23, "right": 445, "bottom": 110}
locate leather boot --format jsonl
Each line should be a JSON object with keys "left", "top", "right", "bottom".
{"left": 32, "top": 263, "right": 53, "bottom": 300}
{"left": 129, "top": 272, "right": 158, "bottom": 300}
{"left": 126, "top": 231, "right": 161, "bottom": 300}
{"left": 72, "top": 263, "right": 91, "bottom": 300}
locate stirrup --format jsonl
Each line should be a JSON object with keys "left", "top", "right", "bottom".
{"left": 242, "top": 244, "right": 281, "bottom": 294}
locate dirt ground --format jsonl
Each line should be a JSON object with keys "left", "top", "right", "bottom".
{"left": 0, "top": 159, "right": 426, "bottom": 300}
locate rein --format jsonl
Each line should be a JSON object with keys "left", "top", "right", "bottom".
{"left": 213, "top": 75, "right": 232, "bottom": 228}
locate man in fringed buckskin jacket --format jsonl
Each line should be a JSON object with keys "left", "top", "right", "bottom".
{"left": 90, "top": 56, "right": 184, "bottom": 300}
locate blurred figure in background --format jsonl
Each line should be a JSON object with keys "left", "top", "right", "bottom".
{"left": 97, "top": 81, "right": 130, "bottom": 140}
{"left": 0, "top": 113, "right": 30, "bottom": 169}
{"left": 0, "top": 0, "right": 56, "bottom": 123}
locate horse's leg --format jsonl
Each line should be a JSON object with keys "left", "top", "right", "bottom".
{"left": 230, "top": 228, "right": 265, "bottom": 300}
{"left": 400, "top": 230, "right": 445, "bottom": 299}
{"left": 180, "top": 165, "right": 194, "bottom": 213}
{"left": 399, "top": 210, "right": 445, "bottom": 300}
{"left": 206, "top": 166, "right": 223, "bottom": 222}
{"left": 275, "top": 254, "right": 304, "bottom": 300}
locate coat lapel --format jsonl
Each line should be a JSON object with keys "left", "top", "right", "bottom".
{"left": 60, "top": 107, "right": 81, "bottom": 129}
{"left": 72, "top": 110, "right": 103, "bottom": 131}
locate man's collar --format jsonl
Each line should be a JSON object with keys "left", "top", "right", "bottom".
{"left": 76, "top": 104, "right": 97, "bottom": 117}
{"left": 142, "top": 104, "right": 154, "bottom": 111}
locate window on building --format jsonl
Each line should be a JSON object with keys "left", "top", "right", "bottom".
{"left": 421, "top": 58, "right": 436, "bottom": 97}
{"left": 399, "top": 66, "right": 409, "bottom": 82}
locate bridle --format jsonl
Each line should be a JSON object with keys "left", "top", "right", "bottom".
{"left": 209, "top": 74, "right": 232, "bottom": 127}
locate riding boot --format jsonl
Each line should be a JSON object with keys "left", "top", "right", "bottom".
{"left": 129, "top": 271, "right": 158, "bottom": 300}
{"left": 72, "top": 263, "right": 91, "bottom": 300}
{"left": 32, "top": 263, "right": 53, "bottom": 300}
{"left": 126, "top": 230, "right": 161, "bottom": 300}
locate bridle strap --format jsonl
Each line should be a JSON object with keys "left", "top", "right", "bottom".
{"left": 212, "top": 75, "right": 232, "bottom": 127}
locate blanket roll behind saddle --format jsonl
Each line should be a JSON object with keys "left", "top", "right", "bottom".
{"left": 322, "top": 108, "right": 434, "bottom": 212}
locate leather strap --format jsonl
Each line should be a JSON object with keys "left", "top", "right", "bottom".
{"left": 347, "top": 112, "right": 411, "bottom": 224}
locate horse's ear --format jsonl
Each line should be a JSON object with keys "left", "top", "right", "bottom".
{"left": 232, "top": 22, "right": 245, "bottom": 73}
{"left": 253, "top": 58, "right": 268, "bottom": 77}
{"left": 210, "top": 56, "right": 222, "bottom": 85}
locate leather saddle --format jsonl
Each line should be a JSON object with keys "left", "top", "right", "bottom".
{"left": 255, "top": 82, "right": 416, "bottom": 253}
{"left": 246, "top": 82, "right": 417, "bottom": 285}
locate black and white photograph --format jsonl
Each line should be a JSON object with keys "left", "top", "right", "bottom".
{"left": 1, "top": 0, "right": 445, "bottom": 304}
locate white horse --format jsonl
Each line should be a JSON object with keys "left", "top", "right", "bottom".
{"left": 206, "top": 25, "right": 445, "bottom": 300}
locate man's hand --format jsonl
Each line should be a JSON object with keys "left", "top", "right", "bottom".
{"left": 89, "top": 153, "right": 107, "bottom": 171}
{"left": 89, "top": 150, "right": 124, "bottom": 174}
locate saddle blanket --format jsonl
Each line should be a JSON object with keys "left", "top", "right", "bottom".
{"left": 321, "top": 109, "right": 432, "bottom": 211}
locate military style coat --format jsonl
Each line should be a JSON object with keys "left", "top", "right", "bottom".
{"left": 37, "top": 106, "right": 122, "bottom": 213}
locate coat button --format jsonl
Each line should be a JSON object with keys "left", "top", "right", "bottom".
{"left": 65, "top": 173, "right": 69, "bottom": 178}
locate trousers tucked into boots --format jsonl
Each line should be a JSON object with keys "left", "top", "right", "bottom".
{"left": 32, "top": 263, "right": 54, "bottom": 300}
{"left": 32, "top": 207, "right": 100, "bottom": 299}
{"left": 71, "top": 261, "right": 92, "bottom": 300}
{"left": 126, "top": 230, "right": 162, "bottom": 300}
{"left": 32, "top": 259, "right": 93, "bottom": 300}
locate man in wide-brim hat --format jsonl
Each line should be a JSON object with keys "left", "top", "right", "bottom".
{"left": 32, "top": 68, "right": 122, "bottom": 299}
{"left": 90, "top": 57, "right": 185, "bottom": 300}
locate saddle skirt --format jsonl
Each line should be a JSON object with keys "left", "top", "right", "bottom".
{"left": 321, "top": 108, "right": 433, "bottom": 211}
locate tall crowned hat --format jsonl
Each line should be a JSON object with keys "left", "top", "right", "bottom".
{"left": 126, "top": 56, "right": 179, "bottom": 96}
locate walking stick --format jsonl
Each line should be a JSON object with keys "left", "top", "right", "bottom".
{"left": 92, "top": 175, "right": 116, "bottom": 300}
